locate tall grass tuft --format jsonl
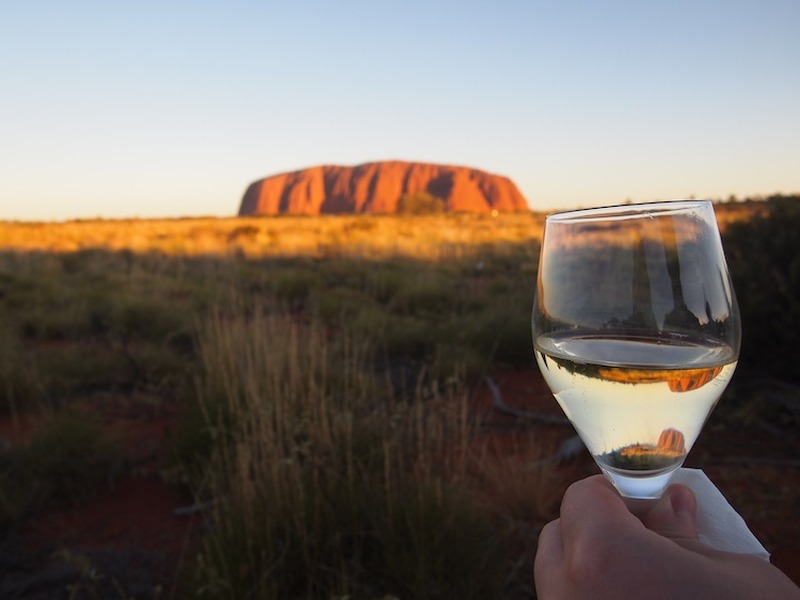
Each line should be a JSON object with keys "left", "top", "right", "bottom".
{"left": 183, "top": 306, "right": 509, "bottom": 598}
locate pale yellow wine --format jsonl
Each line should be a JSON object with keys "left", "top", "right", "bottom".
{"left": 534, "top": 332, "right": 737, "bottom": 476}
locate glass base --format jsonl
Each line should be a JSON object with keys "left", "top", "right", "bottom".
{"left": 599, "top": 464, "right": 681, "bottom": 499}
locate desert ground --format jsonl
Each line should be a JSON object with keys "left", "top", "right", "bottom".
{"left": 1, "top": 201, "right": 797, "bottom": 598}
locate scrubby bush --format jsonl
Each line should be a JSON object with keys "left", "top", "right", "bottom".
{"left": 0, "top": 411, "right": 120, "bottom": 524}
{"left": 722, "top": 195, "right": 800, "bottom": 383}
{"left": 397, "top": 192, "right": 446, "bottom": 215}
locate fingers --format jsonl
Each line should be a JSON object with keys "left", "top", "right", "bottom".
{"left": 559, "top": 474, "right": 640, "bottom": 543}
{"left": 534, "top": 476, "right": 800, "bottom": 600}
{"left": 534, "top": 518, "right": 564, "bottom": 597}
{"left": 535, "top": 477, "right": 704, "bottom": 600}
{"left": 642, "top": 483, "right": 700, "bottom": 546}
{"left": 535, "top": 475, "right": 643, "bottom": 598}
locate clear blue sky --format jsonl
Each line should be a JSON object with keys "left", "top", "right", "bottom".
{"left": 1, "top": 1, "right": 798, "bottom": 221}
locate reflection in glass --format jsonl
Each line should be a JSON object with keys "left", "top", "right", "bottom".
{"left": 532, "top": 201, "right": 740, "bottom": 499}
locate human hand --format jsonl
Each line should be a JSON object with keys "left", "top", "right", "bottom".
{"left": 534, "top": 475, "right": 800, "bottom": 600}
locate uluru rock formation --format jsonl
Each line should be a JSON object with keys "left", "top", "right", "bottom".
{"left": 238, "top": 161, "right": 529, "bottom": 215}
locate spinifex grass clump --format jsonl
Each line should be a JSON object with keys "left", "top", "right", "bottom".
{"left": 0, "top": 410, "right": 120, "bottom": 525}
{"left": 184, "top": 307, "right": 509, "bottom": 599}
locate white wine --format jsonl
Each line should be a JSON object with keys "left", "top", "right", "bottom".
{"left": 534, "top": 331, "right": 737, "bottom": 490}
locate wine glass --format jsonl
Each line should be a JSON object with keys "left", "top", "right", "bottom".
{"left": 532, "top": 200, "right": 741, "bottom": 499}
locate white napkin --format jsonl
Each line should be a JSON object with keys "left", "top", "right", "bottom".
{"left": 670, "top": 468, "right": 770, "bottom": 561}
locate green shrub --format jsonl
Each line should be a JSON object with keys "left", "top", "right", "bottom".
{"left": 723, "top": 195, "right": 800, "bottom": 383}
{"left": 0, "top": 324, "right": 41, "bottom": 414}
{"left": 273, "top": 268, "right": 320, "bottom": 311}
{"left": 365, "top": 266, "right": 407, "bottom": 304}
{"left": 388, "top": 275, "right": 457, "bottom": 317}
{"left": 397, "top": 192, "right": 446, "bottom": 215}
{"left": 310, "top": 286, "right": 370, "bottom": 324}
{"left": 0, "top": 410, "right": 120, "bottom": 524}
{"left": 382, "top": 315, "right": 435, "bottom": 360}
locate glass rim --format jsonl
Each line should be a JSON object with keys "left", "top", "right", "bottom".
{"left": 546, "top": 199, "right": 712, "bottom": 223}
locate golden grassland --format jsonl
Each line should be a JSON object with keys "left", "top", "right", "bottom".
{"left": 0, "top": 213, "right": 544, "bottom": 258}
{"left": 0, "top": 201, "right": 757, "bottom": 258}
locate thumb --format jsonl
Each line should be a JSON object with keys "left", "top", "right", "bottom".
{"left": 642, "top": 483, "right": 700, "bottom": 545}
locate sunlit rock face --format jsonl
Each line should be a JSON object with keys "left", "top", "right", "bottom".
{"left": 239, "top": 161, "right": 529, "bottom": 215}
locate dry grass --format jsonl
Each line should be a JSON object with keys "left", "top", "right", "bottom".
{"left": 182, "top": 304, "right": 517, "bottom": 598}
{"left": 0, "top": 238, "right": 548, "bottom": 596}
{"left": 0, "top": 213, "right": 546, "bottom": 260}
{"left": 0, "top": 200, "right": 774, "bottom": 598}
{"left": 0, "top": 202, "right": 756, "bottom": 260}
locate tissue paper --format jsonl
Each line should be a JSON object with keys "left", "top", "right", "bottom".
{"left": 670, "top": 468, "right": 770, "bottom": 561}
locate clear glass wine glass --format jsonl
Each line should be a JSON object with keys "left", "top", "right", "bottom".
{"left": 532, "top": 200, "right": 741, "bottom": 499}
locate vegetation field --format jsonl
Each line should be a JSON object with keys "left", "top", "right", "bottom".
{"left": 0, "top": 196, "right": 798, "bottom": 598}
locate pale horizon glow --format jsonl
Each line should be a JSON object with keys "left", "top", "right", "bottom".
{"left": 1, "top": 1, "right": 799, "bottom": 221}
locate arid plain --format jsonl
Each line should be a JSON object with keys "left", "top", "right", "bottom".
{"left": 1, "top": 200, "right": 797, "bottom": 598}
